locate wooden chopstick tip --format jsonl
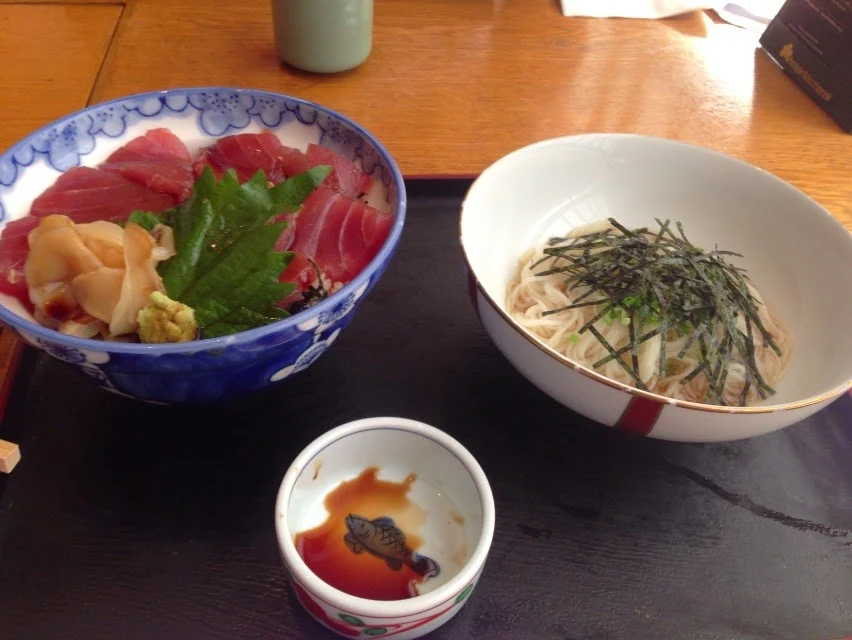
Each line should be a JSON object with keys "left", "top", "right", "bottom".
{"left": 0, "top": 438, "right": 21, "bottom": 474}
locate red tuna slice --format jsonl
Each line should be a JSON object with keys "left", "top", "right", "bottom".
{"left": 30, "top": 167, "right": 175, "bottom": 223}
{"left": 192, "top": 131, "right": 309, "bottom": 185}
{"left": 272, "top": 212, "right": 298, "bottom": 253}
{"left": 343, "top": 199, "right": 393, "bottom": 279}
{"left": 313, "top": 198, "right": 366, "bottom": 284}
{"left": 102, "top": 161, "right": 193, "bottom": 202}
{"left": 359, "top": 199, "right": 393, "bottom": 254}
{"left": 273, "top": 212, "right": 312, "bottom": 309}
{"left": 141, "top": 128, "right": 191, "bottom": 161}
{"left": 106, "top": 128, "right": 191, "bottom": 163}
{"left": 275, "top": 252, "right": 317, "bottom": 311}
{"left": 278, "top": 253, "right": 316, "bottom": 291}
{"left": 279, "top": 186, "right": 392, "bottom": 288}
{"left": 277, "top": 146, "right": 311, "bottom": 178}
{"left": 192, "top": 132, "right": 284, "bottom": 183}
{"left": 192, "top": 147, "right": 228, "bottom": 180}
{"left": 0, "top": 217, "right": 40, "bottom": 309}
{"left": 101, "top": 128, "right": 193, "bottom": 201}
{"left": 306, "top": 144, "right": 373, "bottom": 200}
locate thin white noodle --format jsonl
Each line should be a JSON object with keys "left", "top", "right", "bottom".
{"left": 506, "top": 224, "right": 794, "bottom": 406}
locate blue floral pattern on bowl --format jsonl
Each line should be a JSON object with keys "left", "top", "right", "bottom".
{"left": 0, "top": 88, "right": 406, "bottom": 404}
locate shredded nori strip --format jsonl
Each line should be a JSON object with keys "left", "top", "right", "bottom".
{"left": 531, "top": 217, "right": 783, "bottom": 406}
{"left": 592, "top": 327, "right": 662, "bottom": 368}
{"left": 588, "top": 324, "right": 647, "bottom": 390}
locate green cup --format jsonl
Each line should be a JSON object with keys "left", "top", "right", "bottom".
{"left": 271, "top": 0, "right": 373, "bottom": 74}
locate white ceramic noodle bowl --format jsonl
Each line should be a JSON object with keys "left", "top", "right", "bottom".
{"left": 275, "top": 417, "right": 495, "bottom": 639}
{"left": 460, "top": 134, "right": 852, "bottom": 442}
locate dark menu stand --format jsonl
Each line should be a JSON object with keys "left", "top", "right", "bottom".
{"left": 0, "top": 181, "right": 850, "bottom": 640}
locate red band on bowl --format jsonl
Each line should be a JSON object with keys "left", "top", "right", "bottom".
{"left": 615, "top": 396, "right": 664, "bottom": 436}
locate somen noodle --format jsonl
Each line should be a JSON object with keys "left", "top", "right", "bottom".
{"left": 506, "top": 219, "right": 793, "bottom": 406}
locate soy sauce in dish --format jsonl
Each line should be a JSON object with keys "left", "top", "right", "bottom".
{"left": 294, "top": 467, "right": 441, "bottom": 601}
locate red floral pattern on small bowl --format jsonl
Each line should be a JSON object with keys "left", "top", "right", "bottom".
{"left": 292, "top": 578, "right": 478, "bottom": 639}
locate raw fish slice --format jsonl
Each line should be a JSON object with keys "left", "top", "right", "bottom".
{"left": 30, "top": 167, "right": 174, "bottom": 223}
{"left": 101, "top": 129, "right": 193, "bottom": 200}
{"left": 306, "top": 144, "right": 373, "bottom": 199}
{"left": 0, "top": 217, "right": 40, "bottom": 308}
{"left": 360, "top": 202, "right": 393, "bottom": 253}
{"left": 216, "top": 132, "right": 286, "bottom": 183}
{"left": 277, "top": 146, "right": 311, "bottom": 178}
{"left": 109, "top": 223, "right": 167, "bottom": 336}
{"left": 337, "top": 204, "right": 364, "bottom": 282}
{"left": 338, "top": 200, "right": 391, "bottom": 283}
{"left": 352, "top": 200, "right": 392, "bottom": 269}
{"left": 192, "top": 131, "right": 290, "bottom": 184}
{"left": 277, "top": 187, "right": 392, "bottom": 295}
{"left": 58, "top": 314, "right": 107, "bottom": 339}
{"left": 256, "top": 130, "right": 285, "bottom": 158}
{"left": 289, "top": 186, "right": 339, "bottom": 260}
{"left": 23, "top": 215, "right": 106, "bottom": 323}
{"left": 71, "top": 267, "right": 125, "bottom": 323}
{"left": 276, "top": 187, "right": 340, "bottom": 291}
{"left": 24, "top": 215, "right": 104, "bottom": 288}
{"left": 192, "top": 147, "right": 228, "bottom": 180}
{"left": 277, "top": 254, "right": 316, "bottom": 292}
{"left": 102, "top": 160, "right": 193, "bottom": 201}
{"left": 312, "top": 198, "right": 356, "bottom": 284}
{"left": 272, "top": 212, "right": 298, "bottom": 253}
{"left": 140, "top": 128, "right": 191, "bottom": 161}
{"left": 105, "top": 128, "right": 191, "bottom": 163}
{"left": 0, "top": 216, "right": 39, "bottom": 239}
{"left": 75, "top": 221, "right": 126, "bottom": 269}
{"left": 192, "top": 130, "right": 314, "bottom": 184}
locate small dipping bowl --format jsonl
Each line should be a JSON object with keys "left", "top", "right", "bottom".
{"left": 275, "top": 417, "right": 495, "bottom": 639}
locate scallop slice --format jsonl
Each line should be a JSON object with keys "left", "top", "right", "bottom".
{"left": 58, "top": 314, "right": 108, "bottom": 339}
{"left": 76, "top": 221, "right": 126, "bottom": 269}
{"left": 25, "top": 215, "right": 104, "bottom": 288}
{"left": 71, "top": 267, "right": 125, "bottom": 324}
{"left": 109, "top": 223, "right": 166, "bottom": 337}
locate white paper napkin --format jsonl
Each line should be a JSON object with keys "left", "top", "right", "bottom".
{"left": 559, "top": 0, "right": 785, "bottom": 32}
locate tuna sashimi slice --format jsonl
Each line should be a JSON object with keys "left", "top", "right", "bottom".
{"left": 272, "top": 212, "right": 298, "bottom": 253}
{"left": 306, "top": 144, "right": 373, "bottom": 200}
{"left": 192, "top": 131, "right": 309, "bottom": 185}
{"left": 0, "top": 217, "right": 40, "bottom": 309}
{"left": 278, "top": 186, "right": 392, "bottom": 292}
{"left": 143, "top": 128, "right": 192, "bottom": 161}
{"left": 102, "top": 160, "right": 193, "bottom": 202}
{"left": 340, "top": 200, "right": 392, "bottom": 281}
{"left": 101, "top": 128, "right": 193, "bottom": 201}
{"left": 278, "top": 254, "right": 316, "bottom": 292}
{"left": 105, "top": 128, "right": 191, "bottom": 163}
{"left": 313, "top": 199, "right": 358, "bottom": 283}
{"left": 292, "top": 186, "right": 341, "bottom": 261}
{"left": 192, "top": 133, "right": 278, "bottom": 183}
{"left": 30, "top": 167, "right": 175, "bottom": 223}
{"left": 277, "top": 146, "right": 311, "bottom": 178}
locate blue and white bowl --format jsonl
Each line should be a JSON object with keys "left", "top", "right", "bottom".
{"left": 0, "top": 88, "right": 406, "bottom": 404}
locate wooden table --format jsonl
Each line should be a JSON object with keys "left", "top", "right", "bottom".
{"left": 90, "top": 0, "right": 852, "bottom": 229}
{"left": 0, "top": 3, "right": 121, "bottom": 150}
{"left": 1, "top": 0, "right": 849, "bottom": 228}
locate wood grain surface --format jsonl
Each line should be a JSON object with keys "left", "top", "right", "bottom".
{"left": 89, "top": 0, "right": 851, "bottom": 228}
{"left": 0, "top": 0, "right": 119, "bottom": 4}
{"left": 0, "top": 4, "right": 122, "bottom": 152}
